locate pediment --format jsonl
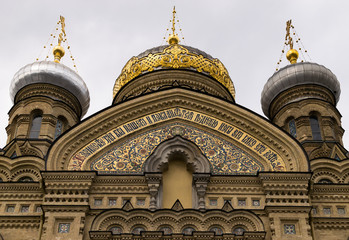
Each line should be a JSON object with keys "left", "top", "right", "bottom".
{"left": 46, "top": 89, "right": 308, "bottom": 173}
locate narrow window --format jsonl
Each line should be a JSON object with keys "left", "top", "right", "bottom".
{"left": 54, "top": 118, "right": 64, "bottom": 140}
{"left": 29, "top": 115, "right": 42, "bottom": 138}
{"left": 288, "top": 119, "right": 297, "bottom": 138}
{"left": 310, "top": 116, "right": 322, "bottom": 140}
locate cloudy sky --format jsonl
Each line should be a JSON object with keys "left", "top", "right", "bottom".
{"left": 1, "top": 0, "right": 349, "bottom": 150}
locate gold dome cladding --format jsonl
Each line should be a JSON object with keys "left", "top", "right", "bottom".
{"left": 113, "top": 44, "right": 235, "bottom": 98}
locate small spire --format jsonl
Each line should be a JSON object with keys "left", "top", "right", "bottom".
{"left": 53, "top": 16, "right": 66, "bottom": 63}
{"left": 285, "top": 19, "right": 298, "bottom": 64}
{"left": 168, "top": 6, "right": 180, "bottom": 45}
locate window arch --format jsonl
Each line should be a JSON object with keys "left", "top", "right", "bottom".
{"left": 310, "top": 115, "right": 322, "bottom": 140}
{"left": 54, "top": 116, "right": 67, "bottom": 140}
{"left": 0, "top": 177, "right": 3, "bottom": 182}
{"left": 29, "top": 112, "right": 42, "bottom": 139}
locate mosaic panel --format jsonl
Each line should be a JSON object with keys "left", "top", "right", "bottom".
{"left": 58, "top": 223, "right": 70, "bottom": 233}
{"left": 91, "top": 123, "right": 265, "bottom": 175}
{"left": 284, "top": 224, "right": 296, "bottom": 234}
{"left": 253, "top": 200, "right": 260, "bottom": 206}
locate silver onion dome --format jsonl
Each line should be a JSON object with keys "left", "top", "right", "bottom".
{"left": 261, "top": 62, "right": 341, "bottom": 117}
{"left": 10, "top": 61, "right": 90, "bottom": 117}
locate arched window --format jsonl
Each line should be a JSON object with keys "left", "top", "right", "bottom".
{"left": 318, "top": 178, "right": 333, "bottom": 184}
{"left": 159, "top": 226, "right": 173, "bottom": 235}
{"left": 132, "top": 226, "right": 145, "bottom": 235}
{"left": 182, "top": 227, "right": 196, "bottom": 235}
{"left": 54, "top": 117, "right": 66, "bottom": 140}
{"left": 109, "top": 226, "right": 122, "bottom": 234}
{"left": 288, "top": 119, "right": 297, "bottom": 138}
{"left": 18, "top": 176, "right": 34, "bottom": 182}
{"left": 0, "top": 177, "right": 3, "bottom": 182}
{"left": 210, "top": 226, "right": 223, "bottom": 235}
{"left": 232, "top": 227, "right": 245, "bottom": 235}
{"left": 310, "top": 116, "right": 321, "bottom": 140}
{"left": 29, "top": 114, "right": 42, "bottom": 138}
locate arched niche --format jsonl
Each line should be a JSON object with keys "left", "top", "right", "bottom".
{"left": 144, "top": 136, "right": 211, "bottom": 210}
{"left": 144, "top": 136, "right": 211, "bottom": 174}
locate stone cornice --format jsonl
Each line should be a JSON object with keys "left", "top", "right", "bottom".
{"left": 0, "top": 182, "right": 41, "bottom": 192}
{"left": 0, "top": 215, "right": 41, "bottom": 228}
{"left": 42, "top": 171, "right": 96, "bottom": 181}
{"left": 42, "top": 204, "right": 89, "bottom": 212}
{"left": 265, "top": 206, "right": 311, "bottom": 214}
{"left": 312, "top": 217, "right": 349, "bottom": 229}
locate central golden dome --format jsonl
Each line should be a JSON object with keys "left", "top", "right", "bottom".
{"left": 113, "top": 43, "right": 235, "bottom": 99}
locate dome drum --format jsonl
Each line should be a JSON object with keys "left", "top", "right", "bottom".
{"left": 261, "top": 62, "right": 340, "bottom": 119}
{"left": 113, "top": 69, "right": 234, "bottom": 104}
{"left": 268, "top": 84, "right": 337, "bottom": 119}
{"left": 14, "top": 83, "right": 83, "bottom": 119}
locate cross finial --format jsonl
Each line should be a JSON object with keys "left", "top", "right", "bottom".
{"left": 168, "top": 6, "right": 179, "bottom": 45}
{"left": 285, "top": 20, "right": 293, "bottom": 50}
{"left": 53, "top": 15, "right": 66, "bottom": 63}
{"left": 171, "top": 6, "right": 176, "bottom": 36}
{"left": 58, "top": 16, "right": 66, "bottom": 46}
{"left": 285, "top": 19, "right": 298, "bottom": 64}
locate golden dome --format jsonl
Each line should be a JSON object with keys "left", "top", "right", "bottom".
{"left": 113, "top": 44, "right": 235, "bottom": 99}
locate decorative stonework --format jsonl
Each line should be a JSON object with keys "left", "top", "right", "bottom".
{"left": 92, "top": 208, "right": 265, "bottom": 234}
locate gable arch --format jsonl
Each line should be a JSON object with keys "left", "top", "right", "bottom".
{"left": 145, "top": 136, "right": 210, "bottom": 173}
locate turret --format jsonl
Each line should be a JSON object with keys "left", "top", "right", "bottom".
{"left": 261, "top": 20, "right": 346, "bottom": 160}
{"left": 3, "top": 16, "right": 90, "bottom": 158}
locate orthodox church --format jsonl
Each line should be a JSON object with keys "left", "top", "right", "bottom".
{"left": 0, "top": 10, "right": 348, "bottom": 240}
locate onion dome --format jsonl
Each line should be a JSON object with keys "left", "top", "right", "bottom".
{"left": 261, "top": 61, "right": 340, "bottom": 118}
{"left": 10, "top": 60, "right": 90, "bottom": 117}
{"left": 10, "top": 15, "right": 90, "bottom": 117}
{"left": 261, "top": 20, "right": 340, "bottom": 119}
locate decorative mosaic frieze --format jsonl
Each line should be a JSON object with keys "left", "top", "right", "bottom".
{"left": 91, "top": 123, "right": 265, "bottom": 175}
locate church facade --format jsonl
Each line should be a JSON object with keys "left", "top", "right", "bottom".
{"left": 0, "top": 16, "right": 348, "bottom": 240}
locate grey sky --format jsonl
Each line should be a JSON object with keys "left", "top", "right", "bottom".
{"left": 1, "top": 0, "right": 348, "bottom": 150}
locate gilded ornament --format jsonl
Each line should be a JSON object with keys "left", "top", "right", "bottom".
{"left": 113, "top": 44, "right": 235, "bottom": 98}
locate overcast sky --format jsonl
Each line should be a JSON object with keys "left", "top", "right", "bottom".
{"left": 1, "top": 0, "right": 349, "bottom": 150}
